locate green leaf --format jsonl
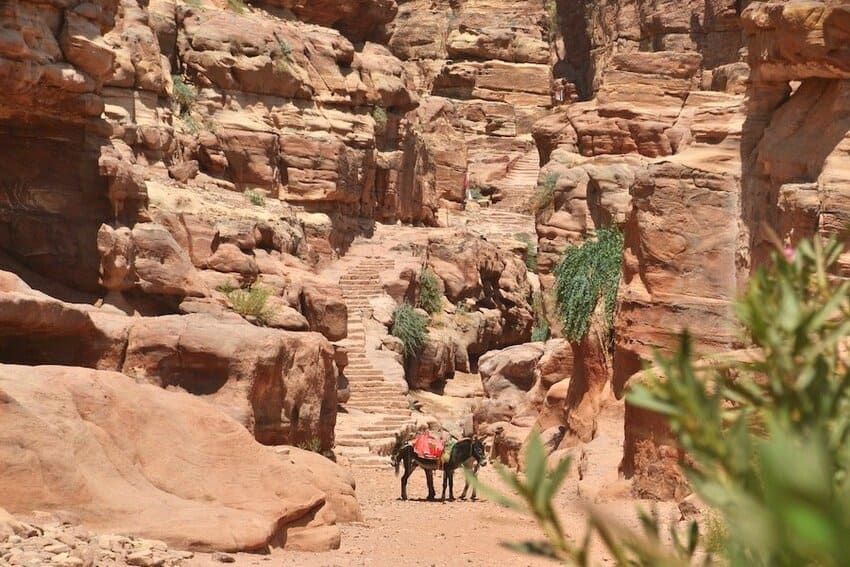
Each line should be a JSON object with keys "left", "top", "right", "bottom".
{"left": 524, "top": 432, "right": 546, "bottom": 508}
{"left": 543, "top": 456, "right": 572, "bottom": 502}
{"left": 501, "top": 540, "right": 559, "bottom": 559}
{"left": 462, "top": 469, "right": 524, "bottom": 510}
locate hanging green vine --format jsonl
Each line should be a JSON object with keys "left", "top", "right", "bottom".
{"left": 553, "top": 226, "right": 624, "bottom": 342}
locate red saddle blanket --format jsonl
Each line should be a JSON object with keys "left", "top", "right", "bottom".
{"left": 413, "top": 433, "right": 444, "bottom": 460}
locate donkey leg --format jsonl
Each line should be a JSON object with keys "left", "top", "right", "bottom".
{"left": 441, "top": 469, "right": 448, "bottom": 501}
{"left": 425, "top": 469, "right": 436, "bottom": 501}
{"left": 401, "top": 459, "right": 415, "bottom": 500}
{"left": 460, "top": 465, "right": 469, "bottom": 500}
{"left": 465, "top": 464, "right": 479, "bottom": 500}
{"left": 448, "top": 468, "right": 456, "bottom": 501}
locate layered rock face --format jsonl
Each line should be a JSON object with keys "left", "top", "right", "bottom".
{"left": 0, "top": 0, "right": 553, "bottom": 302}
{"left": 741, "top": 1, "right": 850, "bottom": 266}
{"left": 0, "top": 0, "right": 120, "bottom": 291}
{"left": 387, "top": 0, "right": 553, "bottom": 206}
{"left": 620, "top": 1, "right": 850, "bottom": 499}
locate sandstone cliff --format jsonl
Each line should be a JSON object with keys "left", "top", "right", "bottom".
{"left": 529, "top": 0, "right": 850, "bottom": 499}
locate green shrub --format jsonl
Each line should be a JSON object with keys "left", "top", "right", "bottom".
{"left": 469, "top": 235, "right": 850, "bottom": 566}
{"left": 184, "top": 0, "right": 202, "bottom": 7}
{"left": 530, "top": 292, "right": 550, "bottom": 342}
{"left": 277, "top": 38, "right": 292, "bottom": 59}
{"left": 180, "top": 114, "right": 200, "bottom": 134}
{"left": 418, "top": 267, "right": 443, "bottom": 315}
{"left": 553, "top": 226, "right": 623, "bottom": 343}
{"left": 215, "top": 281, "right": 238, "bottom": 294}
{"left": 171, "top": 75, "right": 197, "bottom": 115}
{"left": 372, "top": 106, "right": 388, "bottom": 129}
{"left": 468, "top": 185, "right": 483, "bottom": 200}
{"left": 227, "top": 0, "right": 246, "bottom": 13}
{"left": 273, "top": 38, "right": 293, "bottom": 74}
{"left": 297, "top": 438, "right": 322, "bottom": 453}
{"left": 244, "top": 189, "right": 265, "bottom": 206}
{"left": 629, "top": 235, "right": 850, "bottom": 565}
{"left": 225, "top": 286, "right": 275, "bottom": 325}
{"left": 516, "top": 233, "right": 538, "bottom": 272}
{"left": 527, "top": 172, "right": 559, "bottom": 214}
{"left": 546, "top": 0, "right": 559, "bottom": 38}
{"left": 530, "top": 323, "right": 550, "bottom": 343}
{"left": 391, "top": 302, "right": 428, "bottom": 357}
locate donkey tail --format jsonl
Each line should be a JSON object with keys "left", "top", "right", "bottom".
{"left": 391, "top": 445, "right": 405, "bottom": 476}
{"left": 390, "top": 432, "right": 407, "bottom": 476}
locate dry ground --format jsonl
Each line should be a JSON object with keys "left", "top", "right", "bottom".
{"left": 188, "top": 404, "right": 684, "bottom": 567}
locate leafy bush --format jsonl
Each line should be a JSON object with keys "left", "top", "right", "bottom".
{"left": 244, "top": 189, "right": 266, "bottom": 206}
{"left": 531, "top": 323, "right": 550, "bottom": 343}
{"left": 171, "top": 75, "right": 197, "bottom": 115}
{"left": 372, "top": 106, "right": 388, "bottom": 129}
{"left": 530, "top": 292, "right": 550, "bottom": 342}
{"left": 553, "top": 226, "right": 623, "bottom": 342}
{"left": 468, "top": 185, "right": 483, "bottom": 201}
{"left": 225, "top": 286, "right": 275, "bottom": 326}
{"left": 629, "top": 235, "right": 850, "bottom": 565}
{"left": 516, "top": 233, "right": 538, "bottom": 272}
{"left": 469, "top": 235, "right": 850, "bottom": 566}
{"left": 215, "top": 281, "right": 238, "bottom": 294}
{"left": 527, "top": 172, "right": 559, "bottom": 214}
{"left": 418, "top": 268, "right": 443, "bottom": 315}
{"left": 391, "top": 302, "right": 428, "bottom": 357}
{"left": 298, "top": 438, "right": 322, "bottom": 453}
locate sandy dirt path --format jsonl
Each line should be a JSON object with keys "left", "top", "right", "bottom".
{"left": 187, "top": 405, "right": 683, "bottom": 567}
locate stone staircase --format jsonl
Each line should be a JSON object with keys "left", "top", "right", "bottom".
{"left": 334, "top": 257, "right": 419, "bottom": 467}
{"left": 466, "top": 209, "right": 536, "bottom": 251}
{"left": 491, "top": 148, "right": 541, "bottom": 212}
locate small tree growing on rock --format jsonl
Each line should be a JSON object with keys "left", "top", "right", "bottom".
{"left": 171, "top": 74, "right": 197, "bottom": 116}
{"left": 553, "top": 226, "right": 623, "bottom": 343}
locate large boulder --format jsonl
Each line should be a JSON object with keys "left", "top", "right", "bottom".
{"left": 478, "top": 343, "right": 545, "bottom": 416}
{"left": 404, "top": 329, "right": 461, "bottom": 391}
{"left": 0, "top": 364, "right": 357, "bottom": 552}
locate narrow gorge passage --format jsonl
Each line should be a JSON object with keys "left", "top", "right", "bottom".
{"left": 1, "top": 0, "right": 848, "bottom": 565}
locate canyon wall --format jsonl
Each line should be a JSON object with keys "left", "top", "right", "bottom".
{"left": 533, "top": 0, "right": 850, "bottom": 499}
